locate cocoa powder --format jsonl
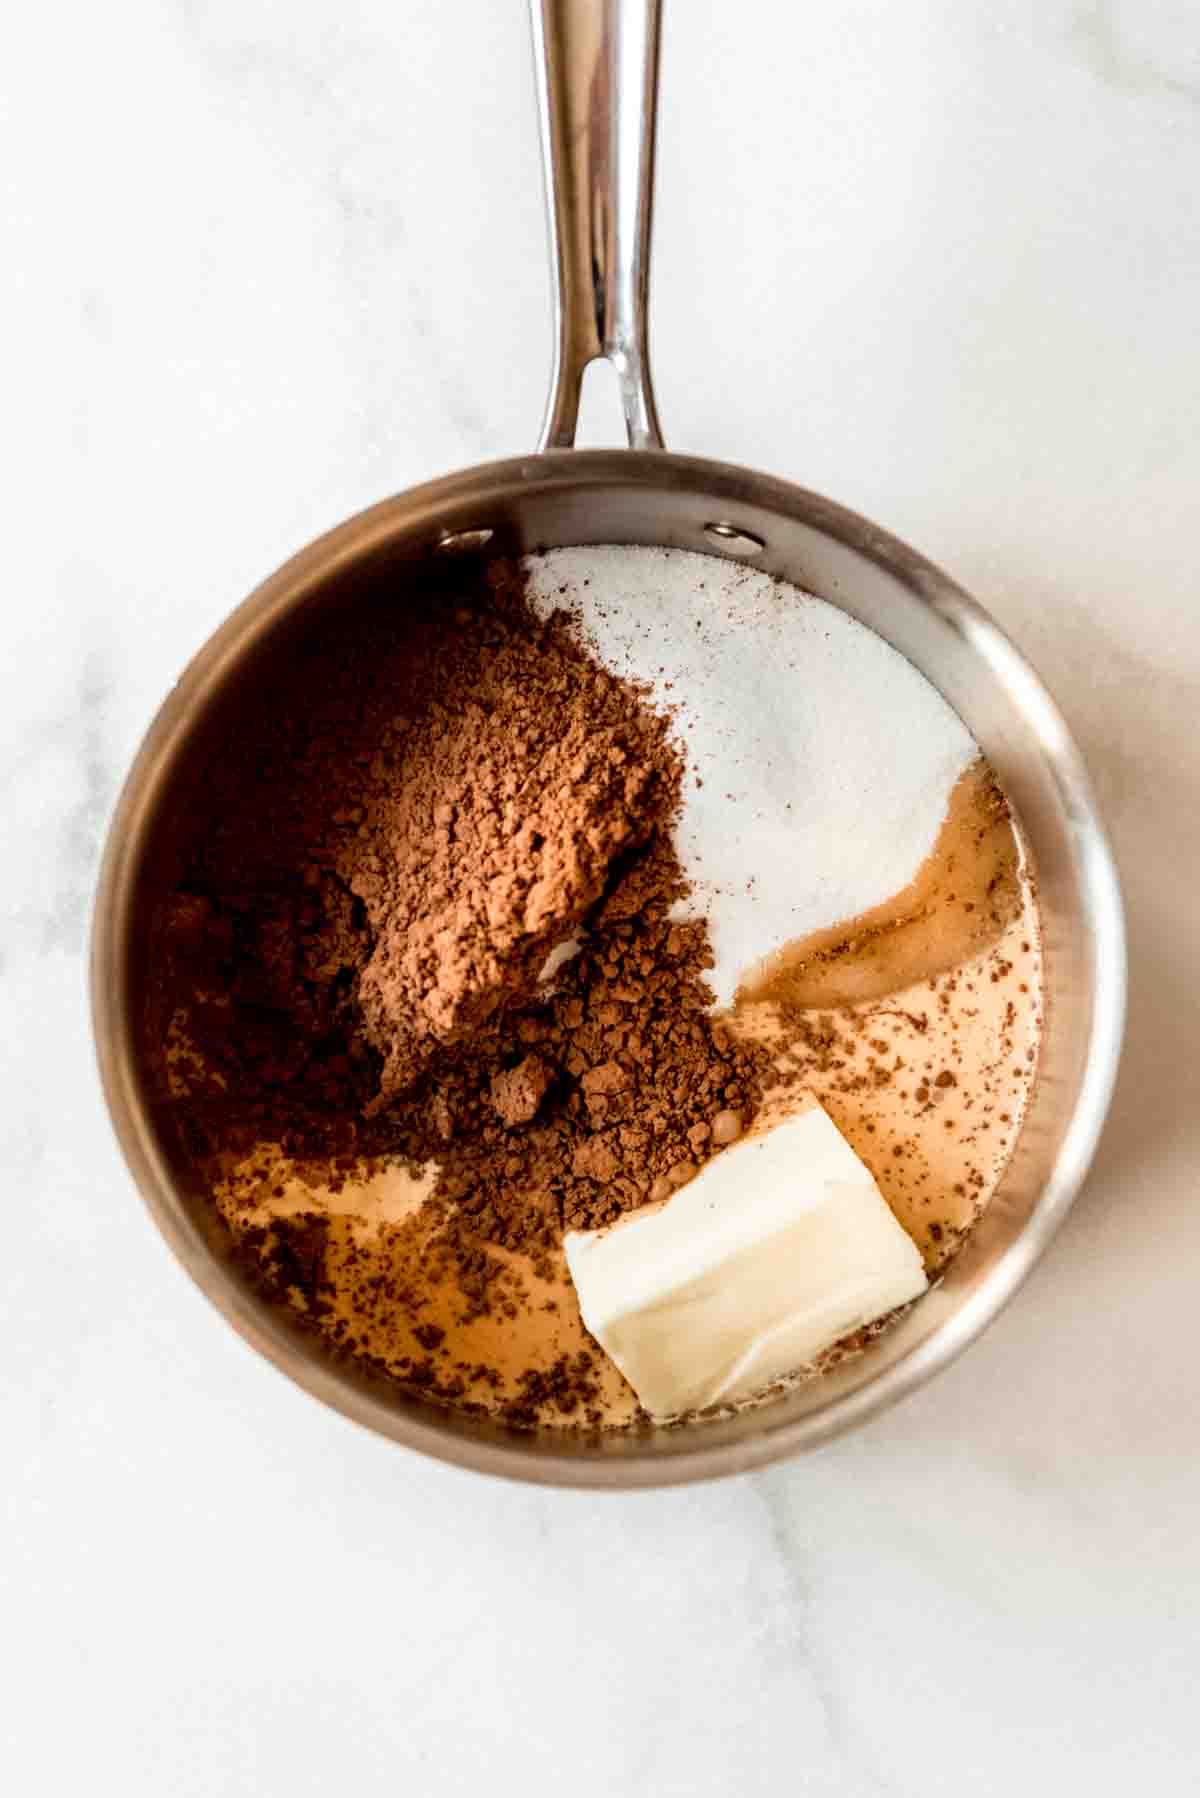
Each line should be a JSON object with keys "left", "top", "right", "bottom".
{"left": 161, "top": 561, "right": 768, "bottom": 1287}
{"left": 346, "top": 568, "right": 682, "bottom": 1103}
{"left": 375, "top": 832, "right": 766, "bottom": 1252}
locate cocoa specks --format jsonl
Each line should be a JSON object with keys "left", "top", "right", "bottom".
{"left": 504, "top": 1351, "right": 607, "bottom": 1429}
{"left": 237, "top": 1216, "right": 332, "bottom": 1317}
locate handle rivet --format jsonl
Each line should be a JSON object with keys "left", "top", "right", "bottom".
{"left": 436, "top": 528, "right": 495, "bottom": 554}
{"left": 705, "top": 522, "right": 765, "bottom": 555}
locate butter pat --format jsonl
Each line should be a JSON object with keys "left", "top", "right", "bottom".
{"left": 564, "top": 1103, "right": 928, "bottom": 1418}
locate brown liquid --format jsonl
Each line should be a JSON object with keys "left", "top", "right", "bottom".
{"left": 729, "top": 760, "right": 1043, "bottom": 1275}
{"left": 213, "top": 1153, "right": 639, "bottom": 1428}
{"left": 738, "top": 761, "right": 1022, "bottom": 1011}
{"left": 736, "top": 905, "right": 1041, "bottom": 1274}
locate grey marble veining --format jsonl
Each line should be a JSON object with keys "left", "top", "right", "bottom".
{"left": 3, "top": 2, "right": 1199, "bottom": 1792}
{"left": 1071, "top": 0, "right": 1200, "bottom": 107}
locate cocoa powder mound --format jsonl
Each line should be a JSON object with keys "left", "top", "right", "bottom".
{"left": 345, "top": 569, "right": 681, "bottom": 1103}
{"left": 162, "top": 560, "right": 769, "bottom": 1265}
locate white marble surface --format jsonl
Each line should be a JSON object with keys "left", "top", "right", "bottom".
{"left": 4, "top": 1, "right": 1199, "bottom": 1790}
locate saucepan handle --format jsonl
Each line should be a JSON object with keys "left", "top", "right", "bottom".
{"left": 531, "top": 0, "right": 665, "bottom": 451}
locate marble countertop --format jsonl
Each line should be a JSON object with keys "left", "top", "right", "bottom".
{"left": 5, "top": 2, "right": 1198, "bottom": 1790}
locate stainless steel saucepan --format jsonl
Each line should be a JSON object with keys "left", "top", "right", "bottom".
{"left": 91, "top": 0, "right": 1125, "bottom": 1486}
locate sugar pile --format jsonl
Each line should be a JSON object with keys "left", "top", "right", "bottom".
{"left": 525, "top": 546, "right": 976, "bottom": 1008}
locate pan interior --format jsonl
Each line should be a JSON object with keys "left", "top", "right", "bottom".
{"left": 98, "top": 450, "right": 1122, "bottom": 1484}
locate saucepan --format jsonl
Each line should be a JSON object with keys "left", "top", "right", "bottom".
{"left": 91, "top": 0, "right": 1125, "bottom": 1486}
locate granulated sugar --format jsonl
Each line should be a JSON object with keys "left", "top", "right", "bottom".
{"left": 525, "top": 547, "right": 976, "bottom": 1007}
